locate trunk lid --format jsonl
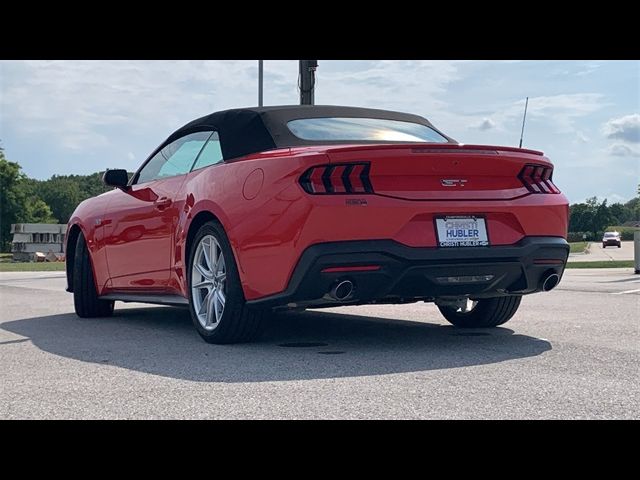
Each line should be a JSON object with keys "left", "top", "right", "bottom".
{"left": 324, "top": 143, "right": 549, "bottom": 200}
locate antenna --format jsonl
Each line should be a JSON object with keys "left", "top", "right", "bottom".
{"left": 519, "top": 96, "right": 529, "bottom": 148}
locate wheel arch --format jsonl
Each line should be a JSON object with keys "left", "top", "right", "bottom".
{"left": 65, "top": 223, "right": 85, "bottom": 292}
{"left": 183, "top": 207, "right": 248, "bottom": 296}
{"left": 185, "top": 211, "right": 223, "bottom": 267}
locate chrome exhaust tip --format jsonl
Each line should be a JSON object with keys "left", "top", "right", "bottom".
{"left": 541, "top": 273, "right": 560, "bottom": 292}
{"left": 330, "top": 280, "right": 354, "bottom": 301}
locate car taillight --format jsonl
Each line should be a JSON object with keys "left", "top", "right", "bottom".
{"left": 518, "top": 164, "right": 560, "bottom": 194}
{"left": 299, "top": 163, "right": 374, "bottom": 194}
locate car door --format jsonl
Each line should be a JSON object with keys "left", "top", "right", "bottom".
{"left": 104, "top": 130, "right": 214, "bottom": 290}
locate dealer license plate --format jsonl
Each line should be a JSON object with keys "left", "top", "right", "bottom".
{"left": 435, "top": 216, "right": 489, "bottom": 247}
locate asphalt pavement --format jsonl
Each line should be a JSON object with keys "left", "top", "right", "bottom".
{"left": 569, "top": 240, "right": 635, "bottom": 262}
{"left": 0, "top": 269, "right": 638, "bottom": 419}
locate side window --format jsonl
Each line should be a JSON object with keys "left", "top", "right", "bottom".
{"left": 191, "top": 132, "right": 224, "bottom": 171}
{"left": 136, "top": 131, "right": 213, "bottom": 184}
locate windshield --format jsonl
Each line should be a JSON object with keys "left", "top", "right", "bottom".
{"left": 604, "top": 233, "right": 617, "bottom": 237}
{"left": 287, "top": 117, "right": 449, "bottom": 143}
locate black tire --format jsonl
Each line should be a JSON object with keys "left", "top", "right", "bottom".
{"left": 438, "top": 296, "right": 522, "bottom": 328}
{"left": 618, "top": 243, "right": 621, "bottom": 248}
{"left": 73, "top": 233, "right": 114, "bottom": 318}
{"left": 187, "top": 221, "right": 266, "bottom": 344}
{"left": 602, "top": 244, "right": 606, "bottom": 248}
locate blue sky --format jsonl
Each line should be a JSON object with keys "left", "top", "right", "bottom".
{"left": 1, "top": 60, "right": 638, "bottom": 203}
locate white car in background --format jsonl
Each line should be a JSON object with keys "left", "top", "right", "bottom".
{"left": 602, "top": 231, "right": 621, "bottom": 248}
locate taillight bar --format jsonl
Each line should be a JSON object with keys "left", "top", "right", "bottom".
{"left": 300, "top": 163, "right": 374, "bottom": 194}
{"left": 518, "top": 164, "right": 560, "bottom": 194}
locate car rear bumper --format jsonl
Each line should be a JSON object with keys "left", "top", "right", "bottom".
{"left": 247, "top": 236, "right": 569, "bottom": 309}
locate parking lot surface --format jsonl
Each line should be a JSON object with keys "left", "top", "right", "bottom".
{"left": 0, "top": 269, "right": 638, "bottom": 419}
{"left": 569, "top": 240, "right": 635, "bottom": 262}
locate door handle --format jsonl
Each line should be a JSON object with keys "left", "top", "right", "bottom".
{"left": 154, "top": 197, "right": 172, "bottom": 209}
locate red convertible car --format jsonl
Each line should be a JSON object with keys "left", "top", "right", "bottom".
{"left": 66, "top": 105, "right": 569, "bottom": 343}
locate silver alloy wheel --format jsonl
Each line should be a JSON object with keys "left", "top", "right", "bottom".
{"left": 191, "top": 234, "right": 227, "bottom": 331}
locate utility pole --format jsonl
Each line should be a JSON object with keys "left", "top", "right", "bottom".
{"left": 519, "top": 96, "right": 529, "bottom": 148}
{"left": 299, "top": 60, "right": 318, "bottom": 105}
{"left": 258, "top": 60, "right": 264, "bottom": 107}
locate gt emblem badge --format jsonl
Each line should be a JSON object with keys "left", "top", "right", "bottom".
{"left": 441, "top": 179, "right": 468, "bottom": 187}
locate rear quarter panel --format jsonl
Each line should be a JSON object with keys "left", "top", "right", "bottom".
{"left": 176, "top": 149, "right": 324, "bottom": 299}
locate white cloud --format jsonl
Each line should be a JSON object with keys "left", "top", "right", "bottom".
{"left": 606, "top": 193, "right": 628, "bottom": 204}
{"left": 607, "top": 143, "right": 640, "bottom": 157}
{"left": 575, "top": 131, "right": 589, "bottom": 143}
{"left": 574, "top": 62, "right": 601, "bottom": 76}
{"left": 603, "top": 113, "right": 640, "bottom": 143}
{"left": 473, "top": 118, "right": 496, "bottom": 130}
{"left": 0, "top": 60, "right": 296, "bottom": 152}
{"left": 314, "top": 60, "right": 461, "bottom": 121}
{"left": 506, "top": 94, "right": 607, "bottom": 132}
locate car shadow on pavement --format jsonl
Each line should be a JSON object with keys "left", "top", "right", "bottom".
{"left": 1, "top": 306, "right": 551, "bottom": 383}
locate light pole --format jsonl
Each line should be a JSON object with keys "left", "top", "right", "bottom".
{"left": 299, "top": 60, "right": 318, "bottom": 105}
{"left": 258, "top": 60, "right": 263, "bottom": 107}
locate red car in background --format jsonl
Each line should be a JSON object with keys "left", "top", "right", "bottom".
{"left": 66, "top": 105, "right": 569, "bottom": 343}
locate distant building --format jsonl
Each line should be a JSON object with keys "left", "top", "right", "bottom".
{"left": 10, "top": 223, "right": 66, "bottom": 261}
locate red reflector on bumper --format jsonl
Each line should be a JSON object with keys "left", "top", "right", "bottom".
{"left": 533, "top": 259, "right": 565, "bottom": 265}
{"left": 321, "top": 265, "right": 381, "bottom": 273}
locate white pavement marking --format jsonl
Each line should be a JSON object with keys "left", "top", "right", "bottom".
{"left": 611, "top": 289, "right": 640, "bottom": 295}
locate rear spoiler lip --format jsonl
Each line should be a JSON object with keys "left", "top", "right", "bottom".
{"left": 290, "top": 142, "right": 545, "bottom": 157}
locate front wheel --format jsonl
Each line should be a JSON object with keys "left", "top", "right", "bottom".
{"left": 618, "top": 243, "right": 621, "bottom": 248}
{"left": 73, "top": 233, "right": 114, "bottom": 318}
{"left": 438, "top": 296, "right": 522, "bottom": 328}
{"left": 188, "top": 221, "right": 266, "bottom": 344}
{"left": 602, "top": 244, "right": 606, "bottom": 248}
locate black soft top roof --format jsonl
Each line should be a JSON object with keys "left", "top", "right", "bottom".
{"left": 162, "top": 105, "right": 455, "bottom": 160}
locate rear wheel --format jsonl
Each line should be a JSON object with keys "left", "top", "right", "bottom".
{"left": 602, "top": 243, "right": 606, "bottom": 248}
{"left": 438, "top": 296, "right": 521, "bottom": 328}
{"left": 188, "top": 221, "right": 266, "bottom": 344}
{"left": 618, "top": 243, "right": 621, "bottom": 248}
{"left": 73, "top": 233, "right": 114, "bottom": 318}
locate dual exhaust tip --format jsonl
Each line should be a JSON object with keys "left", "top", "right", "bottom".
{"left": 329, "top": 280, "right": 354, "bottom": 301}
{"left": 541, "top": 272, "right": 560, "bottom": 292}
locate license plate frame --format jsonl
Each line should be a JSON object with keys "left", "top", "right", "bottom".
{"left": 435, "top": 215, "right": 489, "bottom": 248}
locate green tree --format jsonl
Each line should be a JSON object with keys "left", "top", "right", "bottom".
{"left": 624, "top": 197, "right": 640, "bottom": 222}
{"left": 0, "top": 149, "right": 57, "bottom": 251}
{"left": 569, "top": 203, "right": 592, "bottom": 232}
{"left": 592, "top": 198, "right": 611, "bottom": 234}
{"left": 0, "top": 150, "right": 26, "bottom": 251}
{"left": 569, "top": 197, "right": 620, "bottom": 237}
{"left": 35, "top": 177, "right": 85, "bottom": 224}
{"left": 25, "top": 198, "right": 57, "bottom": 223}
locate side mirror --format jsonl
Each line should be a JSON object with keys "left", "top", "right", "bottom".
{"left": 103, "top": 169, "right": 130, "bottom": 190}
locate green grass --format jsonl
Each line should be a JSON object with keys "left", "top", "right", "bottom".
{"left": 565, "top": 260, "right": 635, "bottom": 269}
{"left": 569, "top": 241, "right": 588, "bottom": 253}
{"left": 0, "top": 262, "right": 66, "bottom": 272}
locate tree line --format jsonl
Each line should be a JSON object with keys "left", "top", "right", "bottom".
{"left": 568, "top": 195, "right": 639, "bottom": 241}
{"left": 1, "top": 147, "right": 639, "bottom": 251}
{"left": 1, "top": 148, "right": 115, "bottom": 250}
